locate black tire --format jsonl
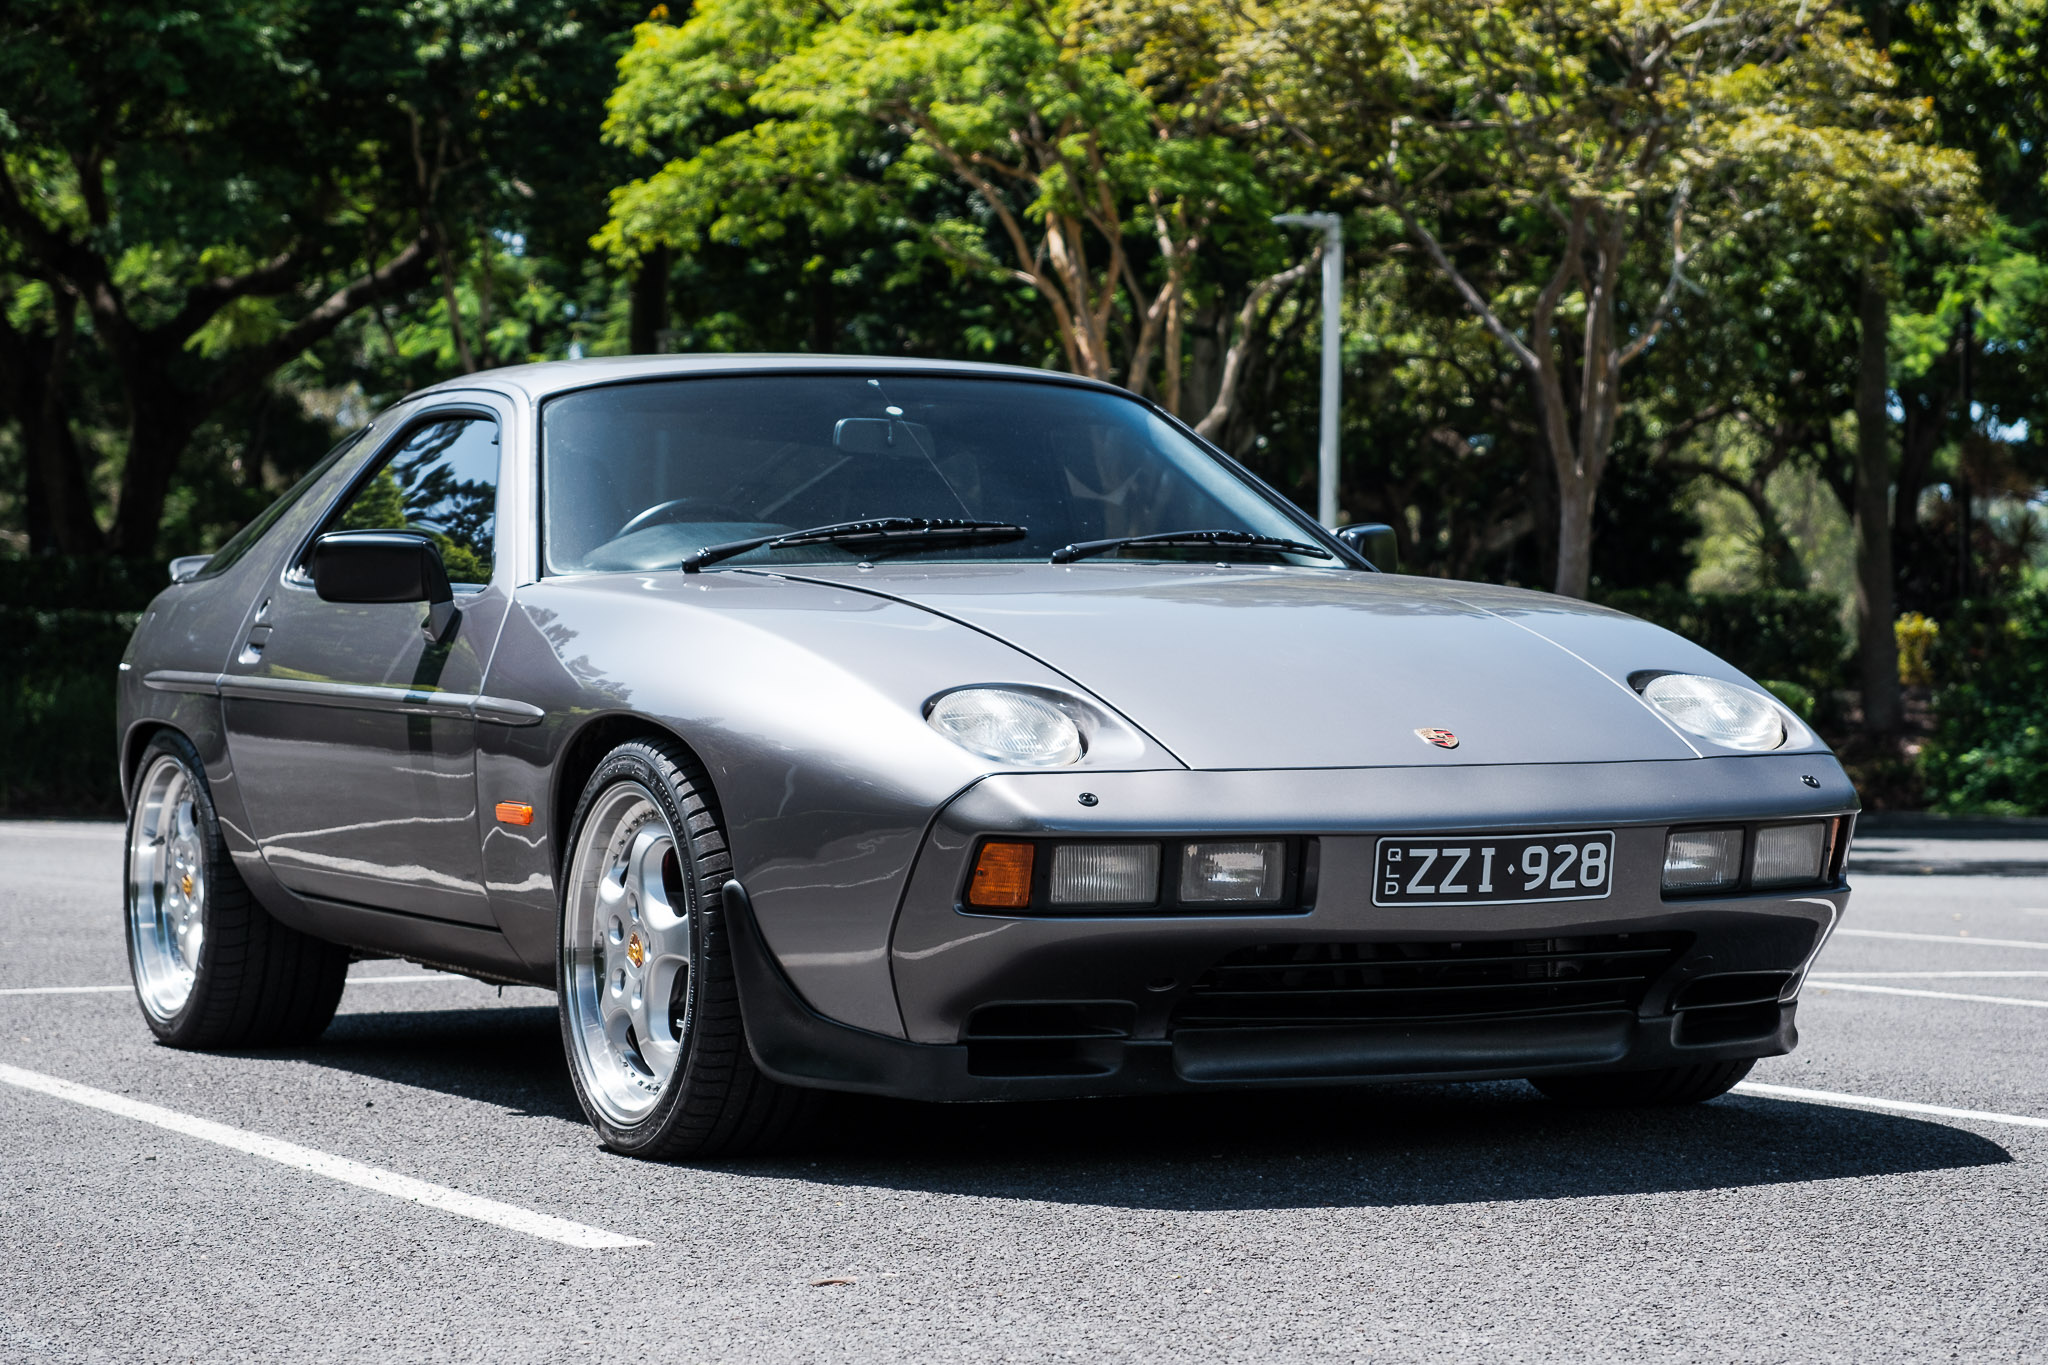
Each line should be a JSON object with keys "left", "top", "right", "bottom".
{"left": 123, "top": 731, "right": 350, "bottom": 1048}
{"left": 1529, "top": 1058, "right": 1756, "bottom": 1107}
{"left": 557, "top": 737, "right": 814, "bottom": 1160}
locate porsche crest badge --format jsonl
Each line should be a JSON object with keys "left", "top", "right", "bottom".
{"left": 1415, "top": 728, "right": 1459, "bottom": 749}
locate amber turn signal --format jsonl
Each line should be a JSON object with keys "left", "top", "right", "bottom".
{"left": 495, "top": 801, "right": 535, "bottom": 826}
{"left": 967, "top": 841, "right": 1034, "bottom": 909}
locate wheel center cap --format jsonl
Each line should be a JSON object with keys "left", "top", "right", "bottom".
{"left": 626, "top": 933, "right": 645, "bottom": 968}
{"left": 180, "top": 872, "right": 194, "bottom": 898}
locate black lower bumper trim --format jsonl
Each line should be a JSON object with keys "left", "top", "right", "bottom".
{"left": 1173, "top": 1012, "right": 1633, "bottom": 1083}
{"left": 721, "top": 881, "right": 1798, "bottom": 1102}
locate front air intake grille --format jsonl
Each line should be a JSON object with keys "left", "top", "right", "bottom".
{"left": 1172, "top": 933, "right": 1691, "bottom": 1030}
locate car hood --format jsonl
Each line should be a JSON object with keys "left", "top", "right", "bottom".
{"left": 768, "top": 563, "right": 1780, "bottom": 769}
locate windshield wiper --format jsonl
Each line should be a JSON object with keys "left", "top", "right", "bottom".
{"left": 681, "top": 517, "right": 1028, "bottom": 573}
{"left": 1049, "top": 529, "right": 1334, "bottom": 565}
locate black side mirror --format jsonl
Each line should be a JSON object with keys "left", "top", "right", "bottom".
{"left": 168, "top": 554, "right": 212, "bottom": 584}
{"left": 1334, "top": 523, "right": 1399, "bottom": 573}
{"left": 309, "top": 531, "right": 456, "bottom": 639}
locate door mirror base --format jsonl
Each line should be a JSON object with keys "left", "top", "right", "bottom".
{"left": 1334, "top": 523, "right": 1399, "bottom": 573}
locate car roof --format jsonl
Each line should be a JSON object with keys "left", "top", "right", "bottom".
{"left": 405, "top": 354, "right": 1126, "bottom": 405}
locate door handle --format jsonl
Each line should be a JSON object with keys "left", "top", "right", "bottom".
{"left": 237, "top": 625, "right": 272, "bottom": 666}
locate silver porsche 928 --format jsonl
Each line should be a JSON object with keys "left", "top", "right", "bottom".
{"left": 118, "top": 356, "right": 1856, "bottom": 1159}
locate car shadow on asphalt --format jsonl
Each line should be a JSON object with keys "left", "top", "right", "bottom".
{"left": 301, "top": 1004, "right": 587, "bottom": 1124}
{"left": 791, "top": 1085, "right": 2014, "bottom": 1210}
{"left": 295, "top": 1003, "right": 2012, "bottom": 1210}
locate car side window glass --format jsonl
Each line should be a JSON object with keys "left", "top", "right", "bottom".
{"left": 323, "top": 414, "right": 499, "bottom": 586}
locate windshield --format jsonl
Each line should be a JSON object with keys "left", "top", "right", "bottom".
{"left": 540, "top": 374, "right": 1322, "bottom": 573}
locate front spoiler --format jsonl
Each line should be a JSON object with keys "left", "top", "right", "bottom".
{"left": 722, "top": 882, "right": 1799, "bottom": 1103}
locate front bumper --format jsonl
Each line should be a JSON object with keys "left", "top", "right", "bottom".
{"left": 726, "top": 883, "right": 1826, "bottom": 1101}
{"left": 730, "top": 755, "right": 1854, "bottom": 1102}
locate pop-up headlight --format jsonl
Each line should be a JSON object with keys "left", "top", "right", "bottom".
{"left": 927, "top": 688, "right": 1084, "bottom": 767}
{"left": 1637, "top": 674, "right": 1787, "bottom": 752}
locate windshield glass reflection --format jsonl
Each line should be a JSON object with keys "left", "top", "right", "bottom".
{"left": 541, "top": 375, "right": 1320, "bottom": 573}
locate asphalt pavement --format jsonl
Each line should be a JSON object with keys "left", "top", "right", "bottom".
{"left": 2, "top": 815, "right": 2043, "bottom": 1363}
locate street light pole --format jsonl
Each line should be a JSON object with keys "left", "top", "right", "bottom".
{"left": 1271, "top": 213, "right": 1344, "bottom": 527}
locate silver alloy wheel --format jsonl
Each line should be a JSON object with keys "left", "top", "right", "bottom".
{"left": 127, "top": 754, "right": 208, "bottom": 1021}
{"left": 563, "top": 782, "right": 695, "bottom": 1126}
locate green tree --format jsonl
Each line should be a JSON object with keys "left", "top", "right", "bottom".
{"left": 600, "top": 0, "right": 1313, "bottom": 429}
{"left": 1226, "top": 0, "right": 1974, "bottom": 596}
{"left": 0, "top": 0, "right": 613, "bottom": 556}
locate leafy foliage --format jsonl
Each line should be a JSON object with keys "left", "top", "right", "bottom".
{"left": 1601, "top": 585, "right": 1850, "bottom": 705}
{"left": 1218, "top": 0, "right": 1980, "bottom": 595}
{"left": 1922, "top": 584, "right": 2048, "bottom": 815}
{"left": 600, "top": 0, "right": 1303, "bottom": 426}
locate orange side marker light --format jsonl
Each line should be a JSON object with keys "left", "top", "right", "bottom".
{"left": 967, "top": 841, "right": 1034, "bottom": 909}
{"left": 495, "top": 801, "right": 535, "bottom": 826}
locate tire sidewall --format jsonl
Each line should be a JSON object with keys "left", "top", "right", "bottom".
{"left": 124, "top": 732, "right": 224, "bottom": 1046}
{"left": 557, "top": 742, "right": 715, "bottom": 1154}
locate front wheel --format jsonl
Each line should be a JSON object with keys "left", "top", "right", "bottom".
{"left": 1529, "top": 1058, "right": 1755, "bottom": 1107}
{"left": 558, "top": 737, "right": 812, "bottom": 1159}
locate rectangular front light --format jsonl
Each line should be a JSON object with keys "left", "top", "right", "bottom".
{"left": 1752, "top": 822, "right": 1827, "bottom": 888}
{"left": 967, "top": 841, "right": 1035, "bottom": 909}
{"left": 1048, "top": 843, "right": 1160, "bottom": 906}
{"left": 1663, "top": 828, "right": 1744, "bottom": 893}
{"left": 1179, "top": 840, "right": 1286, "bottom": 905}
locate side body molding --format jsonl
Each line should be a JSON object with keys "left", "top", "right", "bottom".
{"left": 144, "top": 670, "right": 544, "bottom": 726}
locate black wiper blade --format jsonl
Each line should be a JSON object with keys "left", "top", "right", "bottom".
{"left": 682, "top": 517, "right": 1028, "bottom": 573}
{"left": 1049, "top": 529, "right": 1334, "bottom": 565}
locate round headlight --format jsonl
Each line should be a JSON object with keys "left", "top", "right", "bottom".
{"left": 927, "top": 688, "right": 1085, "bottom": 767}
{"left": 1639, "top": 673, "right": 1787, "bottom": 751}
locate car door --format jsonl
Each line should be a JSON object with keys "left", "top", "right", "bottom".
{"left": 221, "top": 398, "right": 514, "bottom": 925}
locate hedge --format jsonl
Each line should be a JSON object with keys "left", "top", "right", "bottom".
{"left": 0, "top": 559, "right": 166, "bottom": 816}
{"left": 1597, "top": 586, "right": 1850, "bottom": 705}
{"left": 1922, "top": 584, "right": 2048, "bottom": 817}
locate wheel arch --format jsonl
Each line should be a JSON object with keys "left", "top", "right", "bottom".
{"left": 551, "top": 713, "right": 719, "bottom": 876}
{"left": 120, "top": 720, "right": 184, "bottom": 810}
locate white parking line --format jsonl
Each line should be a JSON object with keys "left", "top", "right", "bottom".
{"left": 0, "top": 984, "right": 126, "bottom": 996}
{"left": 1835, "top": 928, "right": 2048, "bottom": 951}
{"left": 1810, "top": 971, "right": 2048, "bottom": 979}
{"left": 0, "top": 975, "right": 481, "bottom": 997}
{"left": 1805, "top": 981, "right": 2048, "bottom": 1010}
{"left": 1733, "top": 1081, "right": 2048, "bottom": 1130}
{"left": 0, "top": 1063, "right": 646, "bottom": 1249}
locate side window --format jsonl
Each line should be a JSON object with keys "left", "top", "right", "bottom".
{"left": 324, "top": 414, "right": 499, "bottom": 586}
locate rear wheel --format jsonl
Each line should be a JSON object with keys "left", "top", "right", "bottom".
{"left": 1529, "top": 1058, "right": 1755, "bottom": 1107}
{"left": 558, "top": 737, "right": 812, "bottom": 1159}
{"left": 124, "top": 732, "right": 349, "bottom": 1048}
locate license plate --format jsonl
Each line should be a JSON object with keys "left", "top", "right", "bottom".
{"left": 1373, "top": 831, "right": 1616, "bottom": 907}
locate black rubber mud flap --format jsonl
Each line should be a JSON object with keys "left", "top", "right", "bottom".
{"left": 720, "top": 880, "right": 974, "bottom": 1097}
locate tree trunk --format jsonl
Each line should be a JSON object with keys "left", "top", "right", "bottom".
{"left": 1553, "top": 467, "right": 1597, "bottom": 599}
{"left": 1853, "top": 270, "right": 1901, "bottom": 731}
{"left": 627, "top": 247, "right": 673, "bottom": 355}
{"left": 0, "top": 312, "right": 103, "bottom": 553}
{"left": 23, "top": 400, "right": 104, "bottom": 554}
{"left": 110, "top": 396, "right": 200, "bottom": 558}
